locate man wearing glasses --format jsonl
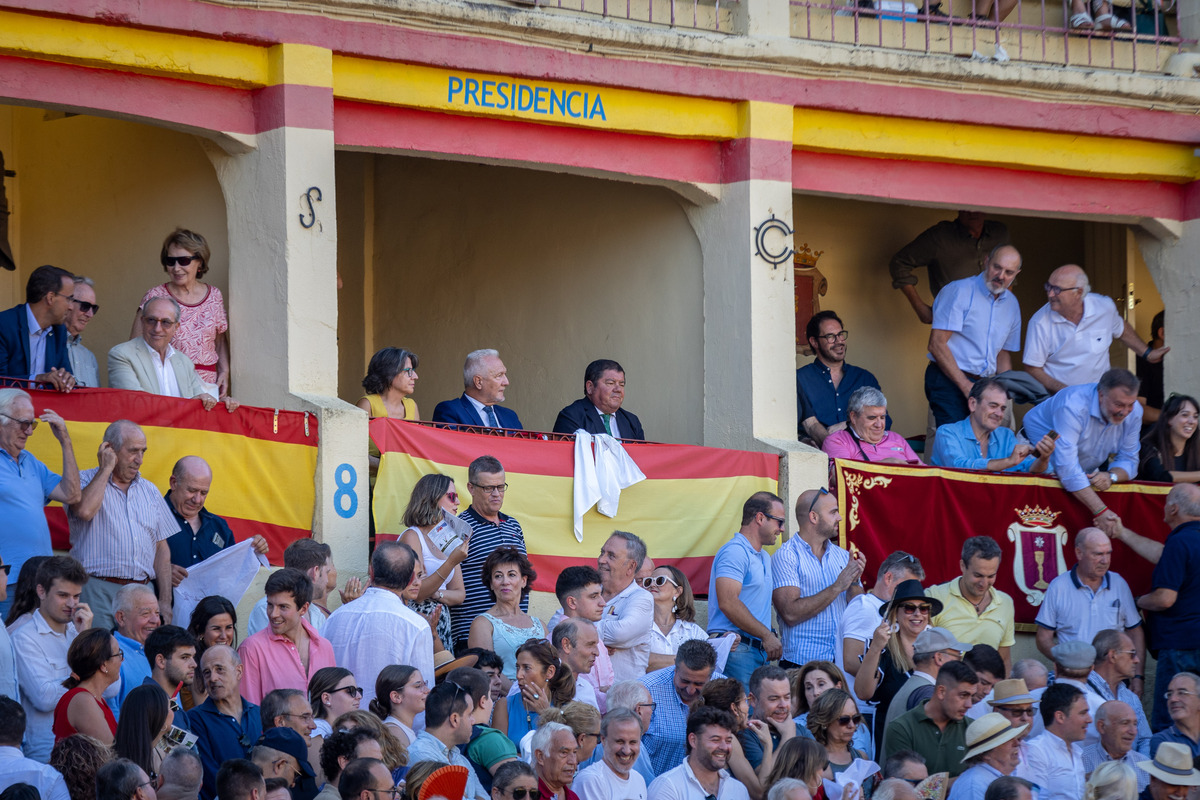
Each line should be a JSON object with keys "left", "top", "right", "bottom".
{"left": 336, "top": 758, "right": 397, "bottom": 800}
{"left": 64, "top": 276, "right": 100, "bottom": 388}
{"left": 796, "top": 311, "right": 887, "bottom": 447}
{"left": 1024, "top": 264, "right": 1168, "bottom": 396}
{"left": 0, "top": 264, "right": 77, "bottom": 392}
{"left": 1149, "top": 673, "right": 1200, "bottom": 759}
{"left": 0, "top": 387, "right": 80, "bottom": 618}
{"left": 1086, "top": 631, "right": 1151, "bottom": 753}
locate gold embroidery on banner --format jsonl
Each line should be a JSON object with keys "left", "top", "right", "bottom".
{"left": 845, "top": 472, "right": 893, "bottom": 531}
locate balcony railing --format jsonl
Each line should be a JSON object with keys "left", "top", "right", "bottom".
{"left": 501, "top": 0, "right": 739, "bottom": 32}
{"left": 790, "top": 0, "right": 1193, "bottom": 71}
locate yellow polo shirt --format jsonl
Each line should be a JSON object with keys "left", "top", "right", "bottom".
{"left": 928, "top": 579, "right": 1016, "bottom": 649}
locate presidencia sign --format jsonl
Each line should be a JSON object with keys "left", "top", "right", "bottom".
{"left": 332, "top": 58, "right": 739, "bottom": 140}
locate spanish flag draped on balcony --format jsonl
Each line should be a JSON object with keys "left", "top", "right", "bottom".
{"left": 369, "top": 419, "right": 781, "bottom": 593}
{"left": 27, "top": 388, "right": 319, "bottom": 562}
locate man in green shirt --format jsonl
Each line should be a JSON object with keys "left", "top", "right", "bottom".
{"left": 884, "top": 661, "right": 978, "bottom": 777}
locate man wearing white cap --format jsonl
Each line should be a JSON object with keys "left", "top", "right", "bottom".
{"left": 948, "top": 712, "right": 1028, "bottom": 800}
{"left": 1139, "top": 741, "right": 1200, "bottom": 800}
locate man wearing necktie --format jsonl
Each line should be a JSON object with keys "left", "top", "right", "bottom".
{"left": 432, "top": 348, "right": 524, "bottom": 430}
{"left": 553, "top": 359, "right": 646, "bottom": 440}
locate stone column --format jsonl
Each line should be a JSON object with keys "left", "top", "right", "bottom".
{"left": 1136, "top": 220, "right": 1200, "bottom": 401}
{"left": 204, "top": 43, "right": 369, "bottom": 584}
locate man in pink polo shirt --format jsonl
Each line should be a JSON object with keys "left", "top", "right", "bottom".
{"left": 238, "top": 568, "right": 336, "bottom": 704}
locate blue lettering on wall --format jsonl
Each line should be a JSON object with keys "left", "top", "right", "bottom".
{"left": 447, "top": 76, "right": 607, "bottom": 122}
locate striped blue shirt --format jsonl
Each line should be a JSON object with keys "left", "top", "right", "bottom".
{"left": 773, "top": 535, "right": 851, "bottom": 664}
{"left": 68, "top": 468, "right": 176, "bottom": 579}
{"left": 640, "top": 667, "right": 694, "bottom": 777}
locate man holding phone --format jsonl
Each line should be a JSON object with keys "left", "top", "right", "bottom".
{"left": 931, "top": 378, "right": 1055, "bottom": 472}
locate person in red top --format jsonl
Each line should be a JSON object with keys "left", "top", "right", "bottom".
{"left": 54, "top": 627, "right": 121, "bottom": 744}
{"left": 238, "top": 569, "right": 336, "bottom": 705}
{"left": 533, "top": 722, "right": 581, "bottom": 800}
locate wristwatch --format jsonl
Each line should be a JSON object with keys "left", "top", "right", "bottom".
{"left": 1109, "top": 472, "right": 1119, "bottom": 484}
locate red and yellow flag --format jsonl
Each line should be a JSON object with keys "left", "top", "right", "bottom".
{"left": 370, "top": 420, "right": 780, "bottom": 593}
{"left": 834, "top": 458, "right": 1171, "bottom": 627}
{"left": 24, "top": 388, "right": 319, "bottom": 563}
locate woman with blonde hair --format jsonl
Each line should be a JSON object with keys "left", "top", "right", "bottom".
{"left": 1084, "top": 761, "right": 1138, "bottom": 800}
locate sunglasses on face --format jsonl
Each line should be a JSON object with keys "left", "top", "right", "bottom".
{"left": 640, "top": 575, "right": 679, "bottom": 589}
{"left": 162, "top": 255, "right": 202, "bottom": 267}
{"left": 836, "top": 714, "right": 863, "bottom": 727}
{"left": 508, "top": 790, "right": 541, "bottom": 800}
{"left": 899, "top": 603, "right": 932, "bottom": 615}
{"left": 71, "top": 298, "right": 100, "bottom": 314}
{"left": 332, "top": 685, "right": 364, "bottom": 698}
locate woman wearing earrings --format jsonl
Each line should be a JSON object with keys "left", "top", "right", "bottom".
{"left": 644, "top": 565, "right": 709, "bottom": 671}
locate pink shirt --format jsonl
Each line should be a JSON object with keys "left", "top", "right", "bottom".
{"left": 238, "top": 617, "right": 336, "bottom": 704}
{"left": 822, "top": 429, "right": 921, "bottom": 464}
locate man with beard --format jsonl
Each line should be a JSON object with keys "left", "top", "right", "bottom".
{"left": 648, "top": 706, "right": 750, "bottom": 799}
{"left": 925, "top": 245, "right": 1023, "bottom": 428}
{"left": 796, "top": 310, "right": 887, "bottom": 447}
{"left": 640, "top": 640, "right": 719, "bottom": 776}
{"left": 145, "top": 625, "right": 196, "bottom": 723}
{"left": 572, "top": 708, "right": 648, "bottom": 800}
{"left": 932, "top": 378, "right": 1054, "bottom": 472}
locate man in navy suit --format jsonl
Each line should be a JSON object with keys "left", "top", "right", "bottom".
{"left": 431, "top": 348, "right": 523, "bottom": 429}
{"left": 553, "top": 358, "right": 646, "bottom": 440}
{"left": 0, "top": 265, "right": 77, "bottom": 392}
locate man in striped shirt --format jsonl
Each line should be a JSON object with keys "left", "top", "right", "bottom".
{"left": 67, "top": 419, "right": 177, "bottom": 631}
{"left": 452, "top": 454, "right": 528, "bottom": 651}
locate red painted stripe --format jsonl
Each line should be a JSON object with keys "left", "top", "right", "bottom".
{"left": 0, "top": 53, "right": 256, "bottom": 134}
{"left": 47, "top": 507, "right": 308, "bottom": 567}
{"left": 7, "top": 0, "right": 1199, "bottom": 145}
{"left": 1183, "top": 181, "right": 1200, "bottom": 221}
{"left": 370, "top": 418, "right": 780, "bottom": 481}
{"left": 793, "top": 150, "right": 1189, "bottom": 220}
{"left": 334, "top": 100, "right": 723, "bottom": 186}
{"left": 530, "top": 553, "right": 715, "bottom": 596}
{"left": 722, "top": 137, "right": 796, "bottom": 183}
{"left": 26, "top": 387, "right": 319, "bottom": 446}
{"left": 255, "top": 83, "right": 333, "bottom": 132}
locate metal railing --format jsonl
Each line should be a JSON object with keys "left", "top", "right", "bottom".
{"left": 500, "top": 0, "right": 739, "bottom": 32}
{"left": 789, "top": 0, "right": 1193, "bottom": 71}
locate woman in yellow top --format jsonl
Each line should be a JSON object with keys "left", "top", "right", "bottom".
{"left": 357, "top": 346, "right": 421, "bottom": 474}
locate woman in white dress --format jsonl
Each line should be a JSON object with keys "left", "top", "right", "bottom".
{"left": 644, "top": 565, "right": 708, "bottom": 671}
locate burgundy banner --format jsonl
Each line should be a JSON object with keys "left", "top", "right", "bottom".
{"left": 833, "top": 459, "right": 1173, "bottom": 627}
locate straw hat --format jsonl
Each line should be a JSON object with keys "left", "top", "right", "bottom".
{"left": 433, "top": 650, "right": 478, "bottom": 679}
{"left": 988, "top": 679, "right": 1035, "bottom": 707}
{"left": 1141, "top": 742, "right": 1200, "bottom": 786}
{"left": 963, "top": 713, "right": 1028, "bottom": 760}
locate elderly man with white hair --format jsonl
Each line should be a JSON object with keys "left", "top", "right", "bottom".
{"left": 534, "top": 721, "right": 580, "bottom": 800}
{"left": 767, "top": 778, "right": 813, "bottom": 800}
{"left": 431, "top": 348, "right": 523, "bottom": 429}
{"left": 107, "top": 583, "right": 161, "bottom": 715}
{"left": 821, "top": 386, "right": 921, "bottom": 464}
{"left": 1024, "top": 264, "right": 1168, "bottom": 396}
{"left": 572, "top": 708, "right": 648, "bottom": 800}
{"left": 0, "top": 387, "right": 80, "bottom": 618}
{"left": 64, "top": 275, "right": 100, "bottom": 388}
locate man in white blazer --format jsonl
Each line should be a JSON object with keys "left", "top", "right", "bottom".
{"left": 108, "top": 297, "right": 237, "bottom": 411}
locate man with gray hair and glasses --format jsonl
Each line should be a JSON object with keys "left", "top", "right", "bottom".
{"left": 1024, "top": 264, "right": 1168, "bottom": 395}
{"left": 432, "top": 348, "right": 522, "bottom": 429}
{"left": 64, "top": 275, "right": 100, "bottom": 388}
{"left": 0, "top": 387, "right": 80, "bottom": 618}
{"left": 108, "top": 296, "right": 236, "bottom": 412}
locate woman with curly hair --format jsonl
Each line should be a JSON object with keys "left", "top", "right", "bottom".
{"left": 333, "top": 710, "right": 408, "bottom": 781}
{"left": 491, "top": 639, "right": 575, "bottom": 744}
{"left": 50, "top": 734, "right": 114, "bottom": 800}
{"left": 467, "top": 548, "right": 544, "bottom": 687}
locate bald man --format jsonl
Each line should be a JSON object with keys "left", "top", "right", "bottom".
{"left": 165, "top": 456, "right": 267, "bottom": 586}
{"left": 1024, "top": 264, "right": 1169, "bottom": 395}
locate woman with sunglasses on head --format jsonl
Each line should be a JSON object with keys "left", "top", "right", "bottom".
{"left": 133, "top": 228, "right": 230, "bottom": 398}
{"left": 309, "top": 667, "right": 362, "bottom": 738}
{"left": 644, "top": 565, "right": 709, "bottom": 672}
{"left": 490, "top": 760, "right": 538, "bottom": 800}
{"left": 854, "top": 580, "right": 941, "bottom": 754}
{"left": 185, "top": 596, "right": 237, "bottom": 709}
{"left": 792, "top": 661, "right": 872, "bottom": 756}
{"left": 1139, "top": 393, "right": 1200, "bottom": 484}
{"left": 369, "top": 665, "right": 429, "bottom": 750}
{"left": 377, "top": 473, "right": 471, "bottom": 653}
{"left": 808, "top": 689, "right": 875, "bottom": 795}
{"left": 54, "top": 628, "right": 122, "bottom": 745}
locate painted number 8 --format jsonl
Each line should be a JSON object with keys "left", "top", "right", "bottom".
{"left": 334, "top": 463, "right": 358, "bottom": 519}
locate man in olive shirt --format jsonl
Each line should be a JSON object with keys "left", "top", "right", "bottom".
{"left": 884, "top": 661, "right": 978, "bottom": 777}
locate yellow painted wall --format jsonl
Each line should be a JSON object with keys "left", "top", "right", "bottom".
{"left": 351, "top": 155, "right": 706, "bottom": 445}
{"left": 1, "top": 107, "right": 228, "bottom": 388}
{"left": 791, "top": 194, "right": 1101, "bottom": 437}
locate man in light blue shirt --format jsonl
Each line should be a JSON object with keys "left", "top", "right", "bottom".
{"left": 933, "top": 378, "right": 1054, "bottom": 473}
{"left": 1023, "top": 368, "right": 1142, "bottom": 536}
{"left": 107, "top": 584, "right": 160, "bottom": 718}
{"left": 708, "top": 492, "right": 785, "bottom": 688}
{"left": 925, "top": 246, "right": 1023, "bottom": 428}
{"left": 406, "top": 682, "right": 487, "bottom": 800}
{"left": 0, "top": 696, "right": 70, "bottom": 800}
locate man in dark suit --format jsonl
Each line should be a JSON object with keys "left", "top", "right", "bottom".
{"left": 0, "top": 264, "right": 77, "bottom": 391}
{"left": 431, "top": 348, "right": 523, "bottom": 429}
{"left": 553, "top": 358, "right": 645, "bottom": 440}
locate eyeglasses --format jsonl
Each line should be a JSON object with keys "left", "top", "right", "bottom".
{"left": 0, "top": 413, "right": 38, "bottom": 432}
{"left": 899, "top": 603, "right": 932, "bottom": 615}
{"left": 399, "top": 368, "right": 416, "bottom": 376}
{"left": 71, "top": 298, "right": 100, "bottom": 314}
{"left": 836, "top": 714, "right": 864, "bottom": 727}
{"left": 636, "top": 701, "right": 657, "bottom": 713}
{"left": 1113, "top": 650, "right": 1138, "bottom": 657}
{"left": 473, "top": 483, "right": 508, "bottom": 495}
{"left": 332, "top": 685, "right": 364, "bottom": 699}
{"left": 162, "top": 255, "right": 202, "bottom": 267}
{"left": 807, "top": 486, "right": 830, "bottom": 516}
{"left": 0, "top": 564, "right": 9, "bottom": 577}
{"left": 816, "top": 330, "right": 849, "bottom": 343}
{"left": 282, "top": 712, "right": 315, "bottom": 723}
{"left": 368, "top": 788, "right": 403, "bottom": 799}
{"left": 110, "top": 649, "right": 125, "bottom": 661}
{"left": 508, "top": 790, "right": 542, "bottom": 800}
{"left": 996, "top": 706, "right": 1035, "bottom": 718}
{"left": 143, "top": 316, "right": 178, "bottom": 329}
{"left": 1165, "top": 689, "right": 1198, "bottom": 700}
{"left": 274, "top": 759, "right": 300, "bottom": 777}
{"left": 640, "top": 575, "right": 679, "bottom": 589}
{"left": 579, "top": 731, "right": 601, "bottom": 742}
{"left": 1044, "top": 282, "right": 1082, "bottom": 297}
